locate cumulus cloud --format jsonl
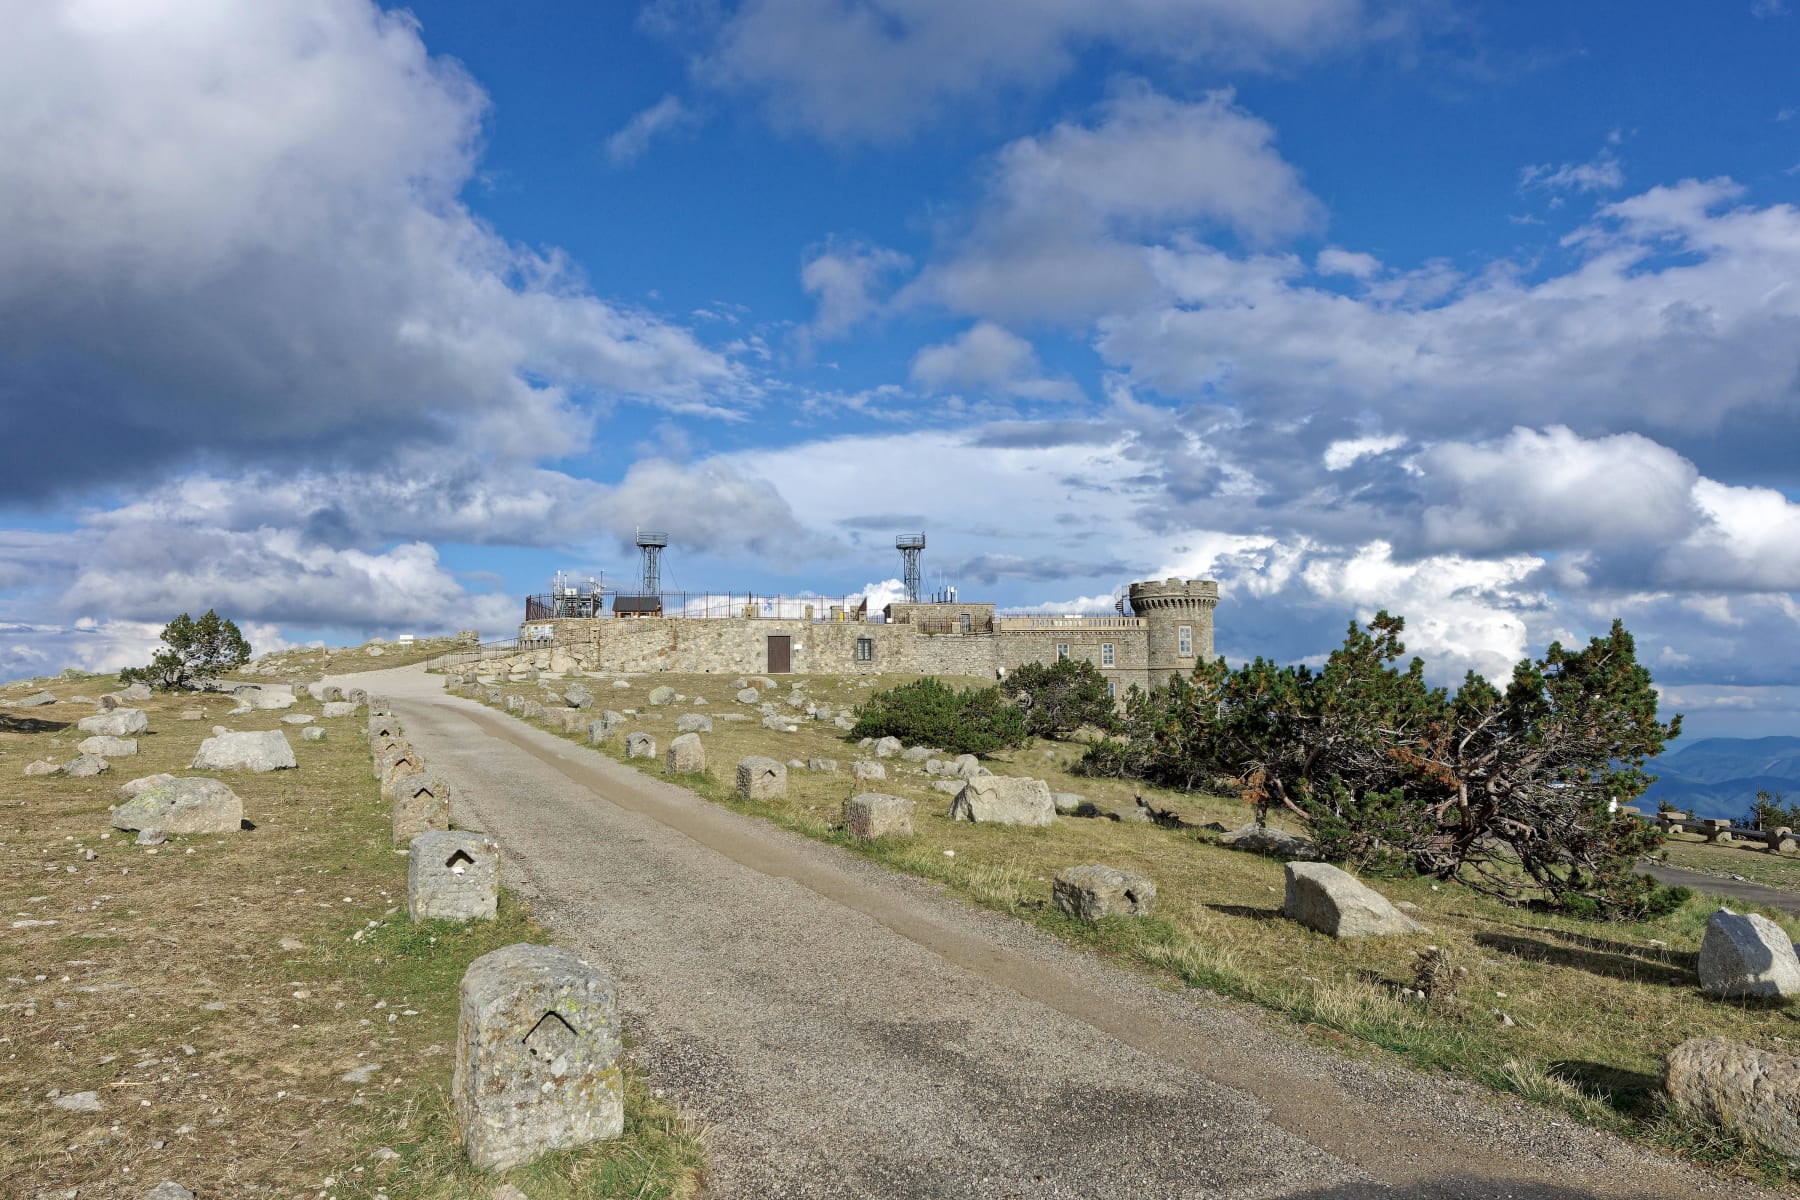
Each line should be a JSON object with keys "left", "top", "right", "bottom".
{"left": 799, "top": 240, "right": 912, "bottom": 344}
{"left": 912, "top": 87, "right": 1324, "bottom": 322}
{"left": 606, "top": 94, "right": 699, "bottom": 164}
{"left": 652, "top": 0, "right": 1397, "bottom": 143}
{"left": 0, "top": 0, "right": 741, "bottom": 499}
{"left": 909, "top": 323, "right": 1082, "bottom": 402}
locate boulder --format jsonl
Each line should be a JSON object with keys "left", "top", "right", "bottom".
{"left": 736, "top": 756, "right": 787, "bottom": 800}
{"left": 78, "top": 708, "right": 148, "bottom": 737}
{"left": 1666, "top": 1036, "right": 1800, "bottom": 1158}
{"left": 110, "top": 777, "right": 242, "bottom": 835}
{"left": 232, "top": 685, "right": 297, "bottom": 710}
{"left": 1283, "top": 862, "right": 1426, "bottom": 938}
{"left": 1050, "top": 792, "right": 1087, "bottom": 814}
{"left": 747, "top": 676, "right": 775, "bottom": 690}
{"left": 844, "top": 793, "right": 914, "bottom": 839}
{"left": 23, "top": 760, "right": 57, "bottom": 775}
{"left": 900, "top": 746, "right": 935, "bottom": 762}
{"left": 78, "top": 736, "right": 138, "bottom": 758}
{"left": 587, "top": 717, "right": 618, "bottom": 745}
{"left": 179, "top": 708, "right": 204, "bottom": 721}
{"left": 952, "top": 754, "right": 981, "bottom": 779}
{"left": 63, "top": 754, "right": 110, "bottom": 777}
{"left": 761, "top": 715, "right": 798, "bottom": 732}
{"left": 144, "top": 1183, "right": 197, "bottom": 1200}
{"left": 1699, "top": 908, "right": 1800, "bottom": 1000}
{"left": 873, "top": 736, "right": 902, "bottom": 758}
{"left": 625, "top": 733, "right": 656, "bottom": 760}
{"left": 119, "top": 682, "right": 153, "bottom": 701}
{"left": 1220, "top": 822, "right": 1319, "bottom": 860}
{"left": 16, "top": 690, "right": 56, "bottom": 707}
{"left": 280, "top": 713, "right": 315, "bottom": 725}
{"left": 834, "top": 715, "right": 855, "bottom": 731}
{"left": 564, "top": 684, "right": 595, "bottom": 710}
{"left": 676, "top": 714, "right": 713, "bottom": 733}
{"left": 665, "top": 732, "right": 706, "bottom": 774}
{"left": 302, "top": 726, "right": 326, "bottom": 742}
{"left": 118, "top": 773, "right": 176, "bottom": 797}
{"left": 1053, "top": 865, "right": 1156, "bottom": 920}
{"left": 948, "top": 776, "right": 1055, "bottom": 827}
{"left": 807, "top": 758, "right": 838, "bottom": 773}
{"left": 647, "top": 685, "right": 676, "bottom": 706}
{"left": 930, "top": 779, "right": 963, "bottom": 795}
{"left": 193, "top": 730, "right": 297, "bottom": 772}
{"left": 851, "top": 760, "right": 886, "bottom": 782}
{"left": 736, "top": 688, "right": 760, "bottom": 703}
{"left": 321, "top": 701, "right": 357, "bottom": 718}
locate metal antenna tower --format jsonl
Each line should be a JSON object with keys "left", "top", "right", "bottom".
{"left": 635, "top": 529, "right": 669, "bottom": 596}
{"left": 896, "top": 533, "right": 926, "bottom": 604}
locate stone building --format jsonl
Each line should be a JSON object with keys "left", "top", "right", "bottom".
{"left": 514, "top": 577, "right": 1218, "bottom": 697}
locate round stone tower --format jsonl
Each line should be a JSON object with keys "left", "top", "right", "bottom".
{"left": 1128, "top": 578, "right": 1219, "bottom": 685}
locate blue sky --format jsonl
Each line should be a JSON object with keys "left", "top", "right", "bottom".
{"left": 4, "top": 0, "right": 1800, "bottom": 739}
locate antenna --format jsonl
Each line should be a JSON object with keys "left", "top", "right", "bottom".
{"left": 635, "top": 528, "right": 670, "bottom": 596}
{"left": 896, "top": 533, "right": 926, "bottom": 604}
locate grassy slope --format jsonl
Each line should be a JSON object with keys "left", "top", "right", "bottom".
{"left": 474, "top": 666, "right": 1800, "bottom": 1190}
{"left": 0, "top": 672, "right": 702, "bottom": 1199}
{"left": 1659, "top": 835, "right": 1800, "bottom": 891}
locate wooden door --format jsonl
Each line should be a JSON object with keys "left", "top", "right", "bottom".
{"left": 767, "top": 635, "right": 791, "bottom": 674}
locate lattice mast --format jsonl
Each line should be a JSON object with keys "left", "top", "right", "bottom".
{"left": 896, "top": 533, "right": 926, "bottom": 604}
{"left": 635, "top": 529, "right": 669, "bottom": 596}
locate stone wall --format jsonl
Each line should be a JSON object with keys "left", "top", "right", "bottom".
{"left": 997, "top": 628, "right": 1153, "bottom": 696}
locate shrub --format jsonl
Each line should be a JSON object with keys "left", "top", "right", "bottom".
{"left": 119, "top": 609, "right": 252, "bottom": 691}
{"left": 1002, "top": 658, "right": 1119, "bottom": 739}
{"left": 849, "top": 678, "right": 1028, "bottom": 756}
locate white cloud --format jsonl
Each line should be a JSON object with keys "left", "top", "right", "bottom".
{"left": 606, "top": 94, "right": 698, "bottom": 164}
{"left": 0, "top": 0, "right": 740, "bottom": 498}
{"left": 799, "top": 240, "right": 912, "bottom": 343}
{"left": 1322, "top": 433, "right": 1407, "bottom": 470}
{"left": 909, "top": 323, "right": 1082, "bottom": 402}
{"left": 1520, "top": 148, "right": 1625, "bottom": 195}
{"left": 913, "top": 87, "right": 1323, "bottom": 322}
{"left": 662, "top": 0, "right": 1392, "bottom": 143}
{"left": 1316, "top": 246, "right": 1382, "bottom": 278}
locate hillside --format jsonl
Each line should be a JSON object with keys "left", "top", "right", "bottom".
{"left": 1642, "top": 735, "right": 1800, "bottom": 819}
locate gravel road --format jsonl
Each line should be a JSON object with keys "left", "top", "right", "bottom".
{"left": 343, "top": 665, "right": 1775, "bottom": 1200}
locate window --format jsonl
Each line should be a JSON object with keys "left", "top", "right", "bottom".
{"left": 1056, "top": 643, "right": 1070, "bottom": 661}
{"left": 855, "top": 637, "right": 873, "bottom": 662}
{"left": 1101, "top": 642, "right": 1115, "bottom": 667}
{"left": 1178, "top": 625, "right": 1193, "bottom": 657}
{"left": 1106, "top": 681, "right": 1116, "bottom": 698}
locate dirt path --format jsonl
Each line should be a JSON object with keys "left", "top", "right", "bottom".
{"left": 343, "top": 665, "right": 1772, "bottom": 1200}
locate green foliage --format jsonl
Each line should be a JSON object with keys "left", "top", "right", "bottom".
{"left": 1744, "top": 789, "right": 1800, "bottom": 831}
{"left": 849, "top": 677, "right": 1028, "bottom": 756}
{"left": 1078, "top": 612, "right": 1682, "bottom": 917}
{"left": 119, "top": 609, "right": 251, "bottom": 691}
{"left": 1001, "top": 657, "right": 1120, "bottom": 739}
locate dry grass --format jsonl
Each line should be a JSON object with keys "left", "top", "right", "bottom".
{"left": 1659, "top": 834, "right": 1800, "bottom": 891}
{"left": 0, "top": 672, "right": 703, "bottom": 1199}
{"left": 480, "top": 667, "right": 1800, "bottom": 1188}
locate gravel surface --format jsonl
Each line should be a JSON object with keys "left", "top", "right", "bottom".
{"left": 1641, "top": 862, "right": 1800, "bottom": 916}
{"left": 344, "top": 665, "right": 1777, "bottom": 1200}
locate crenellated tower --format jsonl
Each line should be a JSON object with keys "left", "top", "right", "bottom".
{"left": 1128, "top": 578, "right": 1219, "bottom": 685}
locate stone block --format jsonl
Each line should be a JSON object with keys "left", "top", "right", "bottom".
{"left": 844, "top": 793, "right": 914, "bottom": 839}
{"left": 193, "top": 730, "right": 298, "bottom": 772}
{"left": 807, "top": 758, "right": 838, "bottom": 773}
{"left": 564, "top": 684, "right": 594, "bottom": 709}
{"left": 368, "top": 717, "right": 403, "bottom": 740}
{"left": 587, "top": 716, "right": 619, "bottom": 745}
{"left": 1667, "top": 1036, "right": 1800, "bottom": 1158}
{"left": 302, "top": 726, "right": 326, "bottom": 742}
{"left": 454, "top": 943, "right": 623, "bottom": 1171}
{"left": 520, "top": 701, "right": 545, "bottom": 722}
{"left": 1053, "top": 865, "right": 1156, "bottom": 920}
{"left": 949, "top": 776, "right": 1055, "bottom": 826}
{"left": 874, "top": 736, "right": 902, "bottom": 758}
{"left": 851, "top": 759, "right": 885, "bottom": 782}
{"left": 625, "top": 733, "right": 656, "bottom": 759}
{"left": 1283, "top": 862, "right": 1426, "bottom": 938}
{"left": 110, "top": 778, "right": 242, "bottom": 835}
{"left": 409, "top": 831, "right": 498, "bottom": 922}
{"left": 676, "top": 713, "right": 713, "bottom": 733}
{"left": 78, "top": 708, "right": 148, "bottom": 737}
{"left": 378, "top": 749, "right": 426, "bottom": 799}
{"left": 665, "top": 732, "right": 705, "bottom": 774}
{"left": 393, "top": 773, "right": 452, "bottom": 841}
{"left": 1700, "top": 908, "right": 1800, "bottom": 1000}
{"left": 321, "top": 701, "right": 357, "bottom": 718}
{"left": 79, "top": 735, "right": 138, "bottom": 758}
{"left": 63, "top": 754, "right": 110, "bottom": 777}
{"left": 736, "top": 755, "right": 787, "bottom": 800}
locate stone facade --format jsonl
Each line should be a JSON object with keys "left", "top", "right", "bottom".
{"left": 506, "top": 575, "right": 1219, "bottom": 698}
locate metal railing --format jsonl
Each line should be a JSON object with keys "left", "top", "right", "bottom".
{"left": 995, "top": 615, "right": 1147, "bottom": 631}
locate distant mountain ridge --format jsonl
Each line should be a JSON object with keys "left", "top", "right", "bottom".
{"left": 1640, "top": 735, "right": 1800, "bottom": 820}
